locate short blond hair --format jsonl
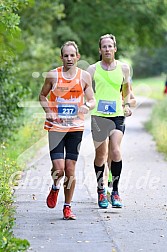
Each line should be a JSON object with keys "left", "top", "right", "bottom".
{"left": 60, "top": 41, "right": 79, "bottom": 56}
{"left": 99, "top": 34, "right": 117, "bottom": 48}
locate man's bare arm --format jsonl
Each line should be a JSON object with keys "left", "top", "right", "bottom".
{"left": 83, "top": 70, "right": 96, "bottom": 109}
{"left": 39, "top": 71, "right": 57, "bottom": 120}
{"left": 79, "top": 70, "right": 96, "bottom": 114}
{"left": 121, "top": 63, "right": 132, "bottom": 116}
{"left": 87, "top": 64, "right": 96, "bottom": 79}
{"left": 122, "top": 63, "right": 131, "bottom": 104}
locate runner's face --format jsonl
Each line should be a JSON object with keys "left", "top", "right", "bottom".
{"left": 99, "top": 38, "right": 117, "bottom": 61}
{"left": 61, "top": 45, "right": 80, "bottom": 70}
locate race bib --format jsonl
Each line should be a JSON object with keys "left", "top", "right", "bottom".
{"left": 58, "top": 104, "right": 78, "bottom": 118}
{"left": 97, "top": 100, "right": 116, "bottom": 114}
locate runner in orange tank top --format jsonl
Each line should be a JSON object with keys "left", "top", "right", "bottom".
{"left": 44, "top": 66, "right": 85, "bottom": 132}
{"left": 39, "top": 41, "right": 96, "bottom": 220}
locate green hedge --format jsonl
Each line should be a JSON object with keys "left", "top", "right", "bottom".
{"left": 0, "top": 145, "right": 30, "bottom": 251}
{"left": 0, "top": 106, "right": 46, "bottom": 251}
{"left": 0, "top": 65, "right": 28, "bottom": 142}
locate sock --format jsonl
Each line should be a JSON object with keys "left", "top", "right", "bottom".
{"left": 52, "top": 184, "right": 60, "bottom": 191}
{"left": 108, "top": 181, "right": 113, "bottom": 188}
{"left": 64, "top": 203, "right": 71, "bottom": 208}
{"left": 110, "top": 160, "right": 122, "bottom": 192}
{"left": 94, "top": 163, "right": 105, "bottom": 191}
{"left": 108, "top": 170, "right": 113, "bottom": 188}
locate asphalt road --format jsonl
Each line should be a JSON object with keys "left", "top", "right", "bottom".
{"left": 13, "top": 96, "right": 167, "bottom": 252}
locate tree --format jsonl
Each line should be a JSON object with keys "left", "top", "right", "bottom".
{"left": 0, "top": 0, "right": 34, "bottom": 141}
{"left": 60, "top": 0, "right": 167, "bottom": 60}
{"left": 132, "top": 46, "right": 167, "bottom": 77}
{"left": 17, "top": 0, "right": 65, "bottom": 98}
{"left": 0, "top": 0, "right": 33, "bottom": 65}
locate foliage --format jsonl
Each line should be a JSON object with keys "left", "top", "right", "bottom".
{"left": 145, "top": 97, "right": 167, "bottom": 159}
{"left": 0, "top": 64, "right": 29, "bottom": 142}
{"left": 0, "top": 0, "right": 34, "bottom": 142}
{"left": 0, "top": 0, "right": 65, "bottom": 141}
{"left": 6, "top": 107, "right": 47, "bottom": 163}
{"left": 133, "top": 75, "right": 165, "bottom": 100}
{"left": 0, "top": 0, "right": 34, "bottom": 66}
{"left": 60, "top": 0, "right": 167, "bottom": 59}
{"left": 132, "top": 46, "right": 167, "bottom": 78}
{"left": 17, "top": 0, "right": 65, "bottom": 99}
{"left": 0, "top": 144, "right": 30, "bottom": 251}
{"left": 0, "top": 107, "right": 46, "bottom": 251}
{"left": 15, "top": 0, "right": 167, "bottom": 100}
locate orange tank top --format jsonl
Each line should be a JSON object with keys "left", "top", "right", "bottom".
{"left": 44, "top": 67, "right": 84, "bottom": 132}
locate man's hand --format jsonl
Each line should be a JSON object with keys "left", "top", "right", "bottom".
{"left": 79, "top": 104, "right": 90, "bottom": 114}
{"left": 46, "top": 111, "right": 57, "bottom": 121}
{"left": 124, "top": 105, "right": 132, "bottom": 117}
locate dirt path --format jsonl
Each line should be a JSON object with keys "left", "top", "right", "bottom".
{"left": 14, "top": 96, "right": 167, "bottom": 252}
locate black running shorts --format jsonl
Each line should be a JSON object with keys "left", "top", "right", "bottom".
{"left": 48, "top": 131, "right": 83, "bottom": 161}
{"left": 91, "top": 115, "right": 125, "bottom": 142}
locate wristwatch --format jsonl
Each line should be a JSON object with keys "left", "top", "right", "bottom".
{"left": 84, "top": 102, "right": 91, "bottom": 109}
{"left": 124, "top": 102, "right": 131, "bottom": 107}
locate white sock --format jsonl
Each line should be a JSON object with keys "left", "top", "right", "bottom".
{"left": 64, "top": 203, "right": 71, "bottom": 207}
{"left": 52, "top": 184, "right": 60, "bottom": 190}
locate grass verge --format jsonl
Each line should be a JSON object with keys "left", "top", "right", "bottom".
{"left": 145, "top": 97, "right": 167, "bottom": 160}
{"left": 133, "top": 75, "right": 167, "bottom": 159}
{"left": 0, "top": 106, "right": 46, "bottom": 251}
{"left": 133, "top": 75, "right": 165, "bottom": 100}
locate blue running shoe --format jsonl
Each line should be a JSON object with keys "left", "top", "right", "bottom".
{"left": 111, "top": 191, "right": 123, "bottom": 208}
{"left": 98, "top": 189, "right": 108, "bottom": 208}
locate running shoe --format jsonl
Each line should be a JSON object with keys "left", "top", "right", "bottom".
{"left": 98, "top": 189, "right": 108, "bottom": 208}
{"left": 46, "top": 188, "right": 59, "bottom": 208}
{"left": 111, "top": 191, "right": 123, "bottom": 208}
{"left": 63, "top": 206, "right": 76, "bottom": 220}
